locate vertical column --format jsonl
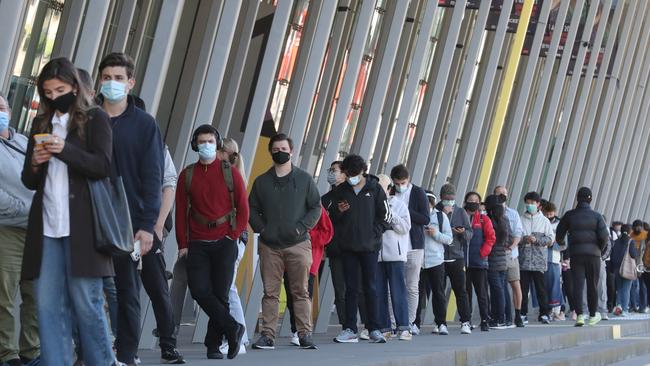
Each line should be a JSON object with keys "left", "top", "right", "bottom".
{"left": 240, "top": 0, "right": 294, "bottom": 179}
{"left": 74, "top": 0, "right": 111, "bottom": 72}
{"left": 384, "top": 0, "right": 440, "bottom": 171}
{"left": 52, "top": 0, "right": 86, "bottom": 60}
{"left": 0, "top": 0, "right": 26, "bottom": 91}
{"left": 312, "top": 0, "right": 377, "bottom": 191}
{"left": 409, "top": 0, "right": 468, "bottom": 186}
{"left": 508, "top": 0, "right": 571, "bottom": 204}
{"left": 111, "top": 0, "right": 138, "bottom": 52}
{"left": 448, "top": 0, "right": 512, "bottom": 194}
{"left": 526, "top": 0, "right": 586, "bottom": 194}
{"left": 543, "top": 0, "right": 603, "bottom": 202}
{"left": 139, "top": 0, "right": 185, "bottom": 117}
{"left": 355, "top": 0, "right": 410, "bottom": 159}
{"left": 563, "top": 0, "right": 629, "bottom": 212}
{"left": 287, "top": 0, "right": 338, "bottom": 157}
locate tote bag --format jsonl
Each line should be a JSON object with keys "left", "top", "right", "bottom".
{"left": 620, "top": 241, "right": 637, "bottom": 280}
{"left": 88, "top": 176, "right": 134, "bottom": 256}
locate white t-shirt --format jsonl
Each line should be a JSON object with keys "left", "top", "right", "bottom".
{"left": 42, "top": 113, "right": 70, "bottom": 238}
{"left": 394, "top": 184, "right": 414, "bottom": 251}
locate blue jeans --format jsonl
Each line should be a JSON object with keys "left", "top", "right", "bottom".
{"left": 489, "top": 270, "right": 507, "bottom": 323}
{"left": 376, "top": 261, "right": 409, "bottom": 332}
{"left": 616, "top": 274, "right": 633, "bottom": 311}
{"left": 633, "top": 278, "right": 648, "bottom": 309}
{"left": 37, "top": 237, "right": 114, "bottom": 366}
{"left": 103, "top": 276, "right": 118, "bottom": 337}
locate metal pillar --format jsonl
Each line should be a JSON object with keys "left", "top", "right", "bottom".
{"left": 240, "top": 0, "right": 294, "bottom": 179}
{"left": 526, "top": 0, "right": 586, "bottom": 195}
{"left": 111, "top": 0, "right": 137, "bottom": 52}
{"left": 355, "top": 0, "right": 410, "bottom": 160}
{"left": 409, "top": 0, "right": 468, "bottom": 186}
{"left": 509, "top": 0, "right": 571, "bottom": 205}
{"left": 384, "top": 0, "right": 440, "bottom": 171}
{"left": 562, "top": 0, "right": 629, "bottom": 212}
{"left": 52, "top": 0, "right": 86, "bottom": 60}
{"left": 314, "top": 0, "right": 378, "bottom": 191}
{"left": 74, "top": 0, "right": 111, "bottom": 72}
{"left": 139, "top": 0, "right": 185, "bottom": 117}
{"left": 286, "top": 0, "right": 337, "bottom": 158}
{"left": 493, "top": 0, "right": 553, "bottom": 188}
{"left": 542, "top": 0, "right": 603, "bottom": 203}
{"left": 0, "top": 0, "right": 26, "bottom": 91}
{"left": 454, "top": 0, "right": 515, "bottom": 196}
{"left": 584, "top": 1, "right": 647, "bottom": 196}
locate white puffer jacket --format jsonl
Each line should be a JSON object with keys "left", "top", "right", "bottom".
{"left": 379, "top": 196, "right": 411, "bottom": 262}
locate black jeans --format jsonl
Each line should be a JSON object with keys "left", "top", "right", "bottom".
{"left": 187, "top": 238, "right": 239, "bottom": 350}
{"left": 113, "top": 254, "right": 141, "bottom": 363}
{"left": 421, "top": 264, "right": 446, "bottom": 326}
{"left": 571, "top": 256, "right": 601, "bottom": 316}
{"left": 285, "top": 273, "right": 315, "bottom": 334}
{"left": 642, "top": 273, "right": 650, "bottom": 308}
{"left": 606, "top": 261, "right": 616, "bottom": 311}
{"left": 140, "top": 235, "right": 176, "bottom": 349}
{"left": 414, "top": 268, "right": 431, "bottom": 327}
{"left": 520, "top": 270, "right": 549, "bottom": 318}
{"left": 466, "top": 268, "right": 490, "bottom": 323}
{"left": 341, "top": 251, "right": 380, "bottom": 333}
{"left": 445, "top": 260, "right": 471, "bottom": 323}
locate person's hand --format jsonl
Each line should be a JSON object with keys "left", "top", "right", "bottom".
{"left": 178, "top": 248, "right": 188, "bottom": 258}
{"left": 32, "top": 143, "right": 52, "bottom": 166}
{"left": 425, "top": 225, "right": 437, "bottom": 236}
{"left": 337, "top": 200, "right": 350, "bottom": 213}
{"left": 452, "top": 227, "right": 465, "bottom": 234}
{"left": 44, "top": 135, "right": 65, "bottom": 154}
{"left": 135, "top": 230, "right": 154, "bottom": 256}
{"left": 154, "top": 225, "right": 164, "bottom": 242}
{"left": 529, "top": 235, "right": 537, "bottom": 243}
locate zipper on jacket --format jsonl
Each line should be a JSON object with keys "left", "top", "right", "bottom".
{"left": 398, "top": 241, "right": 401, "bottom": 255}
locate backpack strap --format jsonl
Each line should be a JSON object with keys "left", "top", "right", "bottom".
{"left": 436, "top": 211, "right": 444, "bottom": 231}
{"left": 185, "top": 161, "right": 238, "bottom": 233}
{"left": 221, "top": 160, "right": 237, "bottom": 231}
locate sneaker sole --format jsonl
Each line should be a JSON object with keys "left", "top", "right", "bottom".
{"left": 291, "top": 341, "right": 301, "bottom": 347}
{"left": 299, "top": 345, "right": 318, "bottom": 350}
{"left": 252, "top": 345, "right": 275, "bottom": 350}
{"left": 369, "top": 339, "right": 386, "bottom": 344}
{"left": 161, "top": 359, "right": 186, "bottom": 364}
{"left": 333, "top": 338, "right": 359, "bottom": 343}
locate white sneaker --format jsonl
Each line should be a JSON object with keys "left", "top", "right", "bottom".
{"left": 290, "top": 332, "right": 300, "bottom": 346}
{"left": 460, "top": 322, "right": 472, "bottom": 334}
{"left": 410, "top": 323, "right": 420, "bottom": 335}
{"left": 601, "top": 312, "right": 609, "bottom": 320}
{"left": 398, "top": 330, "right": 412, "bottom": 341}
{"left": 220, "top": 342, "right": 247, "bottom": 354}
{"left": 359, "top": 329, "right": 370, "bottom": 340}
{"left": 438, "top": 324, "right": 449, "bottom": 335}
{"left": 432, "top": 325, "right": 439, "bottom": 334}
{"left": 334, "top": 328, "right": 359, "bottom": 343}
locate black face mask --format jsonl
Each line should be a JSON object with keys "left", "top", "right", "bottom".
{"left": 465, "top": 202, "right": 480, "bottom": 212}
{"left": 272, "top": 151, "right": 291, "bottom": 165}
{"left": 48, "top": 91, "right": 76, "bottom": 114}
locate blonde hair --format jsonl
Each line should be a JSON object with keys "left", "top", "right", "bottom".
{"left": 377, "top": 174, "right": 391, "bottom": 193}
{"left": 222, "top": 137, "right": 247, "bottom": 185}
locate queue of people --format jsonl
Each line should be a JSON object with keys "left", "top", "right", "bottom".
{"left": 2, "top": 54, "right": 650, "bottom": 366}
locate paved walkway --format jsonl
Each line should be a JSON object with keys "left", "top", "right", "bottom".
{"left": 139, "top": 316, "right": 650, "bottom": 365}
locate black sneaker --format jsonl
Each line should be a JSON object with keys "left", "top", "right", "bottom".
{"left": 515, "top": 316, "right": 524, "bottom": 328}
{"left": 161, "top": 348, "right": 186, "bottom": 364}
{"left": 207, "top": 349, "right": 224, "bottom": 359}
{"left": 252, "top": 334, "right": 275, "bottom": 350}
{"left": 227, "top": 323, "right": 246, "bottom": 359}
{"left": 299, "top": 334, "right": 318, "bottom": 350}
{"left": 480, "top": 321, "right": 489, "bottom": 332}
{"left": 7, "top": 359, "right": 23, "bottom": 366}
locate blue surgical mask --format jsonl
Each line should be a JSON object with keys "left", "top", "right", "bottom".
{"left": 0, "top": 112, "right": 9, "bottom": 132}
{"left": 100, "top": 80, "right": 128, "bottom": 103}
{"left": 526, "top": 204, "right": 538, "bottom": 214}
{"left": 347, "top": 175, "right": 361, "bottom": 186}
{"left": 395, "top": 184, "right": 408, "bottom": 193}
{"left": 442, "top": 199, "right": 456, "bottom": 207}
{"left": 198, "top": 143, "right": 217, "bottom": 161}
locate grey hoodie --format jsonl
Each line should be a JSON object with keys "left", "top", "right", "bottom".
{"left": 0, "top": 128, "right": 34, "bottom": 228}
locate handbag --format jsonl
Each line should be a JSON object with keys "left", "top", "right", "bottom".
{"left": 619, "top": 240, "right": 637, "bottom": 280}
{"left": 88, "top": 176, "right": 134, "bottom": 256}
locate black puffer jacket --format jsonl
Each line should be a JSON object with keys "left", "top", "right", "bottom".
{"left": 488, "top": 216, "right": 510, "bottom": 272}
{"left": 327, "top": 175, "right": 392, "bottom": 253}
{"left": 555, "top": 202, "right": 609, "bottom": 258}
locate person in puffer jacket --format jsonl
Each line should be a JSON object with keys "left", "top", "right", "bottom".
{"left": 462, "top": 192, "right": 496, "bottom": 332}
{"left": 375, "top": 175, "right": 412, "bottom": 340}
{"left": 519, "top": 192, "right": 555, "bottom": 324}
{"left": 485, "top": 195, "right": 511, "bottom": 328}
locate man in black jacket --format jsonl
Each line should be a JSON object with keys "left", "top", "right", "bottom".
{"left": 330, "top": 155, "right": 391, "bottom": 344}
{"left": 390, "top": 164, "right": 430, "bottom": 334}
{"left": 556, "top": 187, "right": 609, "bottom": 327}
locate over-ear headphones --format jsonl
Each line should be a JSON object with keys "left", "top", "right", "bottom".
{"left": 191, "top": 124, "right": 222, "bottom": 152}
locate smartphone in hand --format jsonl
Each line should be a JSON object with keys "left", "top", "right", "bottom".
{"left": 131, "top": 240, "right": 141, "bottom": 262}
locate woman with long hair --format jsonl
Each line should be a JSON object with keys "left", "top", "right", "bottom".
{"left": 21, "top": 57, "right": 116, "bottom": 365}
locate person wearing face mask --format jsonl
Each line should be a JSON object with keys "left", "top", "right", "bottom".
{"left": 518, "top": 192, "right": 555, "bottom": 325}
{"left": 249, "top": 133, "right": 321, "bottom": 350}
{"left": 629, "top": 220, "right": 648, "bottom": 313}
{"left": 389, "top": 164, "right": 429, "bottom": 335}
{"left": 0, "top": 94, "right": 41, "bottom": 366}
{"left": 96, "top": 53, "right": 182, "bottom": 364}
{"left": 484, "top": 195, "right": 510, "bottom": 329}
{"left": 175, "top": 125, "right": 249, "bottom": 359}
{"left": 540, "top": 201, "right": 567, "bottom": 321}
{"left": 328, "top": 155, "right": 391, "bottom": 344}
{"left": 462, "top": 192, "right": 495, "bottom": 332}
{"left": 434, "top": 183, "right": 473, "bottom": 335}
{"left": 21, "top": 57, "right": 116, "bottom": 365}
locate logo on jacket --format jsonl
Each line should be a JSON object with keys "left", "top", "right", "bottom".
{"left": 365, "top": 192, "right": 371, "bottom": 197}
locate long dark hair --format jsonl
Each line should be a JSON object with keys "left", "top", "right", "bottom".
{"left": 35, "top": 57, "right": 94, "bottom": 138}
{"left": 485, "top": 194, "right": 509, "bottom": 247}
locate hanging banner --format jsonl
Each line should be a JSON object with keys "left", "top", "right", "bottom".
{"left": 540, "top": 0, "right": 572, "bottom": 58}
{"left": 487, "top": 0, "right": 542, "bottom": 33}
{"left": 567, "top": 0, "right": 597, "bottom": 75}
{"left": 594, "top": 5, "right": 618, "bottom": 78}
{"left": 438, "top": 0, "right": 482, "bottom": 9}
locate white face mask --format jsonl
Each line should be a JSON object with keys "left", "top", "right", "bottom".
{"left": 347, "top": 175, "right": 361, "bottom": 186}
{"left": 395, "top": 183, "right": 408, "bottom": 193}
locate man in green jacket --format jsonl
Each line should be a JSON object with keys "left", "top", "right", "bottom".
{"left": 249, "top": 133, "right": 321, "bottom": 350}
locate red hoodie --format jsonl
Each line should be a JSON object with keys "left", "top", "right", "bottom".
{"left": 472, "top": 211, "right": 496, "bottom": 258}
{"left": 309, "top": 206, "right": 333, "bottom": 275}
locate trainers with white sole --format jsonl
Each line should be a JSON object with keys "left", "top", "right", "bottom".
{"left": 368, "top": 330, "right": 386, "bottom": 343}
{"left": 359, "top": 329, "right": 370, "bottom": 340}
{"left": 290, "top": 332, "right": 300, "bottom": 347}
{"left": 438, "top": 324, "right": 449, "bottom": 335}
{"left": 334, "top": 328, "right": 359, "bottom": 343}
{"left": 398, "top": 330, "right": 412, "bottom": 341}
{"left": 460, "top": 322, "right": 472, "bottom": 334}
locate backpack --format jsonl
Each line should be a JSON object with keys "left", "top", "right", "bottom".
{"left": 184, "top": 160, "right": 237, "bottom": 237}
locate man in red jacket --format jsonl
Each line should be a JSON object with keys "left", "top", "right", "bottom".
{"left": 175, "top": 125, "right": 249, "bottom": 360}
